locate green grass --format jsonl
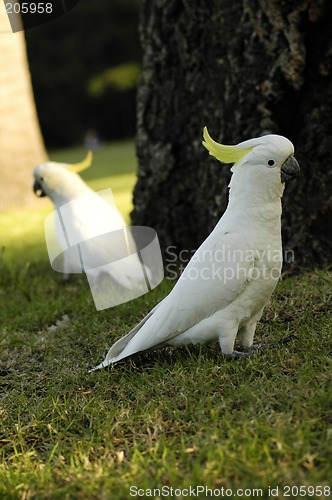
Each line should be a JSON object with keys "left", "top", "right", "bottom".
{"left": 0, "top": 141, "right": 331, "bottom": 498}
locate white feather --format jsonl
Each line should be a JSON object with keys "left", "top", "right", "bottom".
{"left": 33, "top": 161, "right": 148, "bottom": 292}
{"left": 92, "top": 133, "right": 298, "bottom": 369}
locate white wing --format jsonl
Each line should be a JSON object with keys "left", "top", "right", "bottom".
{"left": 94, "top": 226, "right": 255, "bottom": 368}
{"left": 55, "top": 191, "right": 147, "bottom": 287}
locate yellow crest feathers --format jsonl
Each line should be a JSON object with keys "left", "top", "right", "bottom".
{"left": 65, "top": 150, "right": 93, "bottom": 173}
{"left": 202, "top": 127, "right": 252, "bottom": 164}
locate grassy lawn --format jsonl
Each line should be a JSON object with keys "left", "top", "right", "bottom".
{"left": 0, "top": 141, "right": 331, "bottom": 498}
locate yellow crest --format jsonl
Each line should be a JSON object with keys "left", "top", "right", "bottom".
{"left": 202, "top": 127, "right": 252, "bottom": 164}
{"left": 65, "top": 150, "right": 93, "bottom": 173}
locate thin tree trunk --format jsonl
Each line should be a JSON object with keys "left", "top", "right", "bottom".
{"left": 0, "top": 7, "right": 47, "bottom": 211}
{"left": 133, "top": 0, "right": 332, "bottom": 271}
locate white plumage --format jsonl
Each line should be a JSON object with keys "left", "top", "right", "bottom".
{"left": 33, "top": 153, "right": 149, "bottom": 300}
{"left": 92, "top": 128, "right": 300, "bottom": 370}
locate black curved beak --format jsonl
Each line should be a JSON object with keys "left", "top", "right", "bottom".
{"left": 281, "top": 155, "right": 300, "bottom": 183}
{"left": 33, "top": 180, "right": 46, "bottom": 197}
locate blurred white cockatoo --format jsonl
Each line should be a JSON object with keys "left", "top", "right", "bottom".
{"left": 92, "top": 128, "right": 300, "bottom": 369}
{"left": 33, "top": 152, "right": 152, "bottom": 306}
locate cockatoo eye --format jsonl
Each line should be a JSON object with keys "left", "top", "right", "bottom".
{"left": 40, "top": 177, "right": 44, "bottom": 181}
{"left": 267, "top": 160, "right": 275, "bottom": 167}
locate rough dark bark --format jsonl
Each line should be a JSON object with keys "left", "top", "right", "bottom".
{"left": 132, "top": 0, "right": 332, "bottom": 272}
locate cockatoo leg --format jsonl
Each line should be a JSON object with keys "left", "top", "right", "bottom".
{"left": 237, "top": 308, "right": 264, "bottom": 349}
{"left": 218, "top": 326, "right": 239, "bottom": 357}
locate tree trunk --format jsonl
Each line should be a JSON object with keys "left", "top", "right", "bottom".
{"left": 133, "top": 0, "right": 332, "bottom": 272}
{"left": 0, "top": 8, "right": 47, "bottom": 212}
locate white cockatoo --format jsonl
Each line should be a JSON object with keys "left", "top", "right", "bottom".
{"left": 33, "top": 152, "right": 152, "bottom": 307}
{"left": 91, "top": 128, "right": 300, "bottom": 370}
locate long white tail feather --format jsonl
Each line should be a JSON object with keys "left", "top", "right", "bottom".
{"left": 90, "top": 300, "right": 164, "bottom": 371}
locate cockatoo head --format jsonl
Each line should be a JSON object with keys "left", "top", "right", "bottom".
{"left": 33, "top": 151, "right": 93, "bottom": 204}
{"left": 202, "top": 128, "right": 300, "bottom": 200}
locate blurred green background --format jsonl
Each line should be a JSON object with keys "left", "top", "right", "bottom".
{"left": 25, "top": 0, "right": 141, "bottom": 148}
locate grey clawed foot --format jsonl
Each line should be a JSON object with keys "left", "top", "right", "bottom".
{"left": 223, "top": 336, "right": 297, "bottom": 361}
{"left": 249, "top": 343, "right": 270, "bottom": 351}
{"left": 250, "top": 335, "right": 297, "bottom": 352}
{"left": 223, "top": 350, "right": 253, "bottom": 360}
